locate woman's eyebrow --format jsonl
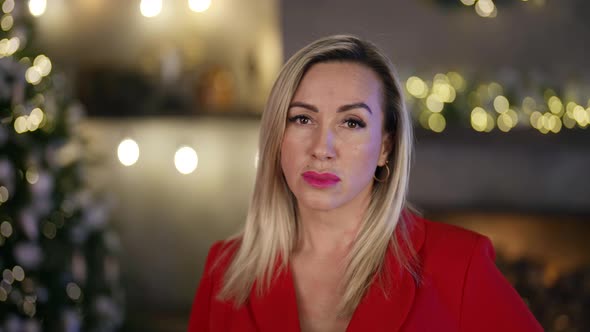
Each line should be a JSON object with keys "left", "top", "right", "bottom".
{"left": 288, "top": 101, "right": 372, "bottom": 114}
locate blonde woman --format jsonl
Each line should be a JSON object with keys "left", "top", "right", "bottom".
{"left": 188, "top": 35, "right": 542, "bottom": 332}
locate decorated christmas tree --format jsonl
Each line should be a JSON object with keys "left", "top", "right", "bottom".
{"left": 0, "top": 0, "right": 124, "bottom": 330}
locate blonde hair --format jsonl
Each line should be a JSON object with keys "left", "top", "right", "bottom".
{"left": 217, "top": 35, "right": 420, "bottom": 316}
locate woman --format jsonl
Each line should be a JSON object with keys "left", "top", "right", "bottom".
{"left": 188, "top": 35, "right": 543, "bottom": 332}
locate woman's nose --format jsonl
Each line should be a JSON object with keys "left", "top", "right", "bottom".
{"left": 311, "top": 126, "right": 336, "bottom": 160}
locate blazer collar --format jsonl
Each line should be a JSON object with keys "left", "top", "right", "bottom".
{"left": 249, "top": 214, "right": 426, "bottom": 332}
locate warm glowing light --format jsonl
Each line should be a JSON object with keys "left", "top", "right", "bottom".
{"left": 406, "top": 76, "right": 428, "bottom": 98}
{"left": 25, "top": 66, "right": 42, "bottom": 85}
{"left": 14, "top": 116, "right": 28, "bottom": 133}
{"left": 34, "top": 55, "right": 52, "bottom": 76}
{"left": 475, "top": 0, "right": 495, "bottom": 17}
{"left": 506, "top": 109, "right": 518, "bottom": 126}
{"left": 66, "top": 283, "right": 82, "bottom": 301}
{"left": 447, "top": 72, "right": 465, "bottom": 92}
{"left": 117, "top": 138, "right": 140, "bottom": 166}
{"left": 1, "top": 37, "right": 19, "bottom": 55}
{"left": 0, "top": 39, "right": 7, "bottom": 56}
{"left": 497, "top": 113, "right": 514, "bottom": 132}
{"left": 433, "top": 82, "right": 456, "bottom": 103}
{"left": 428, "top": 113, "right": 446, "bottom": 133}
{"left": 493, "top": 95, "right": 509, "bottom": 113}
{"left": 140, "top": 0, "right": 162, "bottom": 17}
{"left": 566, "top": 101, "right": 577, "bottom": 116}
{"left": 0, "top": 221, "right": 12, "bottom": 237}
{"left": 573, "top": 105, "right": 588, "bottom": 125}
{"left": 2, "top": 0, "right": 15, "bottom": 13}
{"left": 29, "top": 108, "right": 44, "bottom": 126}
{"left": 550, "top": 115, "right": 562, "bottom": 133}
{"left": 1, "top": 15, "right": 13, "bottom": 31}
{"left": 471, "top": 107, "right": 488, "bottom": 132}
{"left": 174, "top": 146, "right": 198, "bottom": 174}
{"left": 530, "top": 111, "right": 542, "bottom": 129}
{"left": 460, "top": 0, "right": 476, "bottom": 5}
{"left": 547, "top": 96, "right": 563, "bottom": 114}
{"left": 28, "top": 0, "right": 47, "bottom": 17}
{"left": 562, "top": 112, "right": 576, "bottom": 129}
{"left": 189, "top": 0, "right": 211, "bottom": 12}
{"left": 0, "top": 186, "right": 9, "bottom": 203}
{"left": 25, "top": 168, "right": 39, "bottom": 184}
{"left": 426, "top": 94, "right": 444, "bottom": 113}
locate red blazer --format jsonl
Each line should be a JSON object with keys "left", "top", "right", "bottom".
{"left": 188, "top": 215, "right": 544, "bottom": 331}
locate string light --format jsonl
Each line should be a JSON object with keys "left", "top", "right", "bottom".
{"left": 405, "top": 71, "right": 589, "bottom": 134}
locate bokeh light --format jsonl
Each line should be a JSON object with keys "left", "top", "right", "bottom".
{"left": 28, "top": 0, "right": 46, "bottom": 17}
{"left": 428, "top": 113, "right": 446, "bottom": 133}
{"left": 189, "top": 0, "right": 211, "bottom": 12}
{"left": 471, "top": 107, "right": 488, "bottom": 132}
{"left": 174, "top": 146, "right": 198, "bottom": 175}
{"left": 475, "top": 0, "right": 495, "bottom": 17}
{"left": 493, "top": 95, "right": 509, "bottom": 113}
{"left": 117, "top": 138, "right": 140, "bottom": 166}
{"left": 1, "top": 15, "right": 13, "bottom": 31}
{"left": 426, "top": 94, "right": 444, "bottom": 113}
{"left": 33, "top": 55, "right": 52, "bottom": 76}
{"left": 0, "top": 186, "right": 9, "bottom": 203}
{"left": 2, "top": 0, "right": 15, "bottom": 14}
{"left": 140, "top": 0, "right": 162, "bottom": 18}
{"left": 547, "top": 96, "right": 563, "bottom": 115}
{"left": 406, "top": 76, "right": 428, "bottom": 98}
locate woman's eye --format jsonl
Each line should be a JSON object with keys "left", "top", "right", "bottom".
{"left": 344, "top": 119, "right": 366, "bottom": 129}
{"left": 288, "top": 115, "right": 311, "bottom": 125}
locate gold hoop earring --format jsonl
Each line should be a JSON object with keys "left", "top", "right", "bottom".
{"left": 373, "top": 162, "right": 390, "bottom": 183}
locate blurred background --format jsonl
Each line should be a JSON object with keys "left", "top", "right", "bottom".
{"left": 1, "top": 0, "right": 589, "bottom": 331}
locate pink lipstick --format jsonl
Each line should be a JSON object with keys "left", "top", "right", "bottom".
{"left": 302, "top": 171, "right": 341, "bottom": 189}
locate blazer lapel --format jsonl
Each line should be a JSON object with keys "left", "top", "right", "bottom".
{"left": 248, "top": 214, "right": 425, "bottom": 332}
{"left": 346, "top": 214, "right": 426, "bottom": 332}
{"left": 248, "top": 266, "right": 301, "bottom": 332}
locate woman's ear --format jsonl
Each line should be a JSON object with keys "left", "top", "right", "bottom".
{"left": 378, "top": 132, "right": 392, "bottom": 166}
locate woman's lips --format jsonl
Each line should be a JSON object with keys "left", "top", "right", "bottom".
{"left": 302, "top": 171, "right": 341, "bottom": 188}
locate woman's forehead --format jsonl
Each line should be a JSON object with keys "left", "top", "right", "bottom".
{"left": 292, "top": 62, "right": 384, "bottom": 110}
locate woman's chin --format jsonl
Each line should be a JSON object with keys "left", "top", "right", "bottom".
{"left": 295, "top": 192, "right": 342, "bottom": 212}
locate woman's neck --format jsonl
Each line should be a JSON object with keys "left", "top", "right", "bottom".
{"left": 295, "top": 191, "right": 371, "bottom": 257}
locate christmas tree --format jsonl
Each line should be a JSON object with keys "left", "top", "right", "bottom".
{"left": 0, "top": 0, "right": 124, "bottom": 330}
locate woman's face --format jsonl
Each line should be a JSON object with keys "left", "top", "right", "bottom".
{"left": 280, "top": 61, "right": 390, "bottom": 212}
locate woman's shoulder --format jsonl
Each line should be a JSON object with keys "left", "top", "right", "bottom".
{"left": 412, "top": 215, "right": 496, "bottom": 276}
{"left": 416, "top": 215, "right": 488, "bottom": 253}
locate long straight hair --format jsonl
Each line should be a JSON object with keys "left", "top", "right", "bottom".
{"left": 217, "top": 35, "right": 420, "bottom": 316}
